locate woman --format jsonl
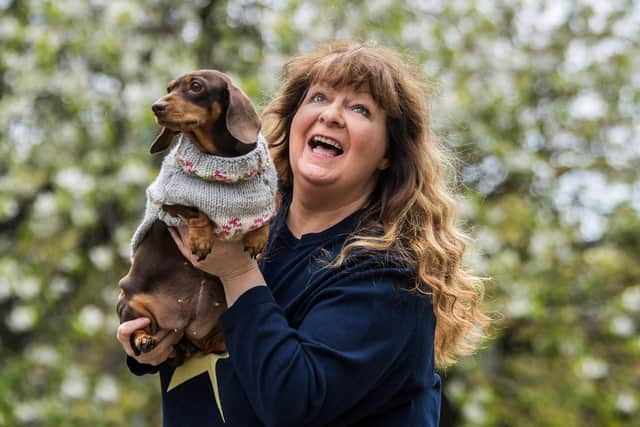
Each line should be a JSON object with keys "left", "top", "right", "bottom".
{"left": 117, "top": 41, "right": 491, "bottom": 427}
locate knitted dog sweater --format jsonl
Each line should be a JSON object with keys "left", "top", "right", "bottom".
{"left": 131, "top": 134, "right": 278, "bottom": 253}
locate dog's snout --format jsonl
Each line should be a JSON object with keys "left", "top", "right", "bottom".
{"left": 118, "top": 275, "right": 131, "bottom": 292}
{"left": 116, "top": 295, "right": 127, "bottom": 320}
{"left": 152, "top": 101, "right": 168, "bottom": 115}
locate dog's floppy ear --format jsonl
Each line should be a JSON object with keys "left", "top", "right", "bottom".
{"left": 220, "top": 74, "right": 261, "bottom": 145}
{"left": 150, "top": 127, "right": 178, "bottom": 154}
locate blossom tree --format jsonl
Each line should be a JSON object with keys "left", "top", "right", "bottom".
{"left": 1, "top": 0, "right": 638, "bottom": 425}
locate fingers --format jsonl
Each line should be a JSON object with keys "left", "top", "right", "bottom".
{"left": 135, "top": 329, "right": 184, "bottom": 366}
{"left": 118, "top": 317, "right": 151, "bottom": 336}
{"left": 116, "top": 318, "right": 183, "bottom": 366}
{"left": 116, "top": 318, "right": 151, "bottom": 357}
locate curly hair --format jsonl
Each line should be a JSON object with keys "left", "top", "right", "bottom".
{"left": 262, "top": 40, "right": 491, "bottom": 368}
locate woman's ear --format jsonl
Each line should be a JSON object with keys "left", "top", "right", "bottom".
{"left": 377, "top": 157, "right": 390, "bottom": 171}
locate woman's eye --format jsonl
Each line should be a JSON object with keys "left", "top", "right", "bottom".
{"left": 353, "top": 104, "right": 370, "bottom": 116}
{"left": 310, "top": 92, "right": 326, "bottom": 103}
{"left": 190, "top": 81, "right": 203, "bottom": 92}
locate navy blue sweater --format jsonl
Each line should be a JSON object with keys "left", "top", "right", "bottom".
{"left": 128, "top": 199, "right": 441, "bottom": 426}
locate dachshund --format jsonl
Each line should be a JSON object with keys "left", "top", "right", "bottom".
{"left": 117, "top": 70, "right": 276, "bottom": 364}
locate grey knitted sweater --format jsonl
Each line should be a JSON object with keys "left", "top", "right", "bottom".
{"left": 131, "top": 134, "right": 278, "bottom": 253}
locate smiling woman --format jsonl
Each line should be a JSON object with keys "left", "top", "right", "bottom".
{"left": 265, "top": 41, "right": 491, "bottom": 366}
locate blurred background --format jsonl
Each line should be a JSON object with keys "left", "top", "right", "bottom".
{"left": 1, "top": 0, "right": 638, "bottom": 426}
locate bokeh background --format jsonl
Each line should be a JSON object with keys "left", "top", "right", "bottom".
{"left": 1, "top": 0, "right": 639, "bottom": 426}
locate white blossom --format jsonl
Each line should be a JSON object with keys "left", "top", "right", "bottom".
{"left": 182, "top": 19, "right": 201, "bottom": 43}
{"left": 610, "top": 315, "right": 635, "bottom": 337}
{"left": 27, "top": 345, "right": 60, "bottom": 367}
{"left": 55, "top": 167, "right": 96, "bottom": 198}
{"left": 14, "top": 277, "right": 40, "bottom": 300}
{"left": 568, "top": 91, "right": 608, "bottom": 120}
{"left": 621, "top": 286, "right": 640, "bottom": 312}
{"left": 89, "top": 245, "right": 114, "bottom": 271}
{"left": 6, "top": 305, "right": 37, "bottom": 332}
{"left": 61, "top": 368, "right": 88, "bottom": 400}
{"left": 14, "top": 401, "right": 44, "bottom": 423}
{"left": 117, "top": 161, "right": 151, "bottom": 185}
{"left": 95, "top": 375, "right": 119, "bottom": 402}
{"left": 579, "top": 357, "right": 609, "bottom": 379}
{"left": 616, "top": 392, "right": 637, "bottom": 414}
{"left": 49, "top": 276, "right": 71, "bottom": 297}
{"left": 463, "top": 400, "right": 487, "bottom": 424}
{"left": 506, "top": 291, "right": 533, "bottom": 318}
{"left": 77, "top": 305, "right": 104, "bottom": 335}
{"left": 32, "top": 192, "right": 58, "bottom": 218}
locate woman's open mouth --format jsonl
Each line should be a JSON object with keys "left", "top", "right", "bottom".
{"left": 308, "top": 135, "right": 344, "bottom": 157}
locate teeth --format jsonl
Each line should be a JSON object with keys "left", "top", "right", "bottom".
{"left": 311, "top": 135, "right": 343, "bottom": 151}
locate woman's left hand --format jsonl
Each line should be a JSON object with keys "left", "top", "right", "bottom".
{"left": 169, "top": 226, "right": 257, "bottom": 281}
{"left": 169, "top": 225, "right": 267, "bottom": 307}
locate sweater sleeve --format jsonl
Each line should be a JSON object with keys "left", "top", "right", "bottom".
{"left": 219, "top": 266, "right": 434, "bottom": 427}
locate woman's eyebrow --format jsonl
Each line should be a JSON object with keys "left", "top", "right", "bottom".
{"left": 350, "top": 93, "right": 379, "bottom": 108}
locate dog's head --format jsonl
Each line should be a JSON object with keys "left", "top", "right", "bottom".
{"left": 117, "top": 220, "right": 227, "bottom": 351}
{"left": 149, "top": 69, "right": 261, "bottom": 157}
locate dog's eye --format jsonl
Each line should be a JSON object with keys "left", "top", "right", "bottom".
{"left": 190, "top": 81, "right": 203, "bottom": 92}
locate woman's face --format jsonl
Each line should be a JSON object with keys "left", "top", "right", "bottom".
{"left": 289, "top": 83, "right": 389, "bottom": 201}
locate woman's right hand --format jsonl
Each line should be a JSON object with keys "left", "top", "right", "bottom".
{"left": 116, "top": 317, "right": 184, "bottom": 366}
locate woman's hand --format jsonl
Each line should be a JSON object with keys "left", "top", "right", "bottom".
{"left": 169, "top": 225, "right": 267, "bottom": 307}
{"left": 168, "top": 226, "right": 257, "bottom": 281}
{"left": 116, "top": 317, "right": 184, "bottom": 366}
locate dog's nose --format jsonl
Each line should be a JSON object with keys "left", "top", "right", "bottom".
{"left": 152, "top": 102, "right": 167, "bottom": 115}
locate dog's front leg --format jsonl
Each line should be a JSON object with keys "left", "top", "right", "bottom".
{"left": 186, "top": 211, "right": 216, "bottom": 261}
{"left": 162, "top": 204, "right": 215, "bottom": 261}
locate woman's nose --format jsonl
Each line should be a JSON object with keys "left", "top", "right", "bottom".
{"left": 318, "top": 102, "right": 345, "bottom": 127}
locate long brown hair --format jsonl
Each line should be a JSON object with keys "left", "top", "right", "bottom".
{"left": 262, "top": 40, "right": 491, "bottom": 368}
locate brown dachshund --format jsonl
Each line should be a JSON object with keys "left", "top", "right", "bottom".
{"left": 118, "top": 70, "right": 275, "bottom": 364}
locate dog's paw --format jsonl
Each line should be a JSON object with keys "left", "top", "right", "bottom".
{"left": 242, "top": 225, "right": 269, "bottom": 259}
{"left": 187, "top": 214, "right": 214, "bottom": 261}
{"left": 243, "top": 242, "right": 264, "bottom": 259}
{"left": 189, "top": 236, "right": 213, "bottom": 261}
{"left": 134, "top": 333, "right": 158, "bottom": 354}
